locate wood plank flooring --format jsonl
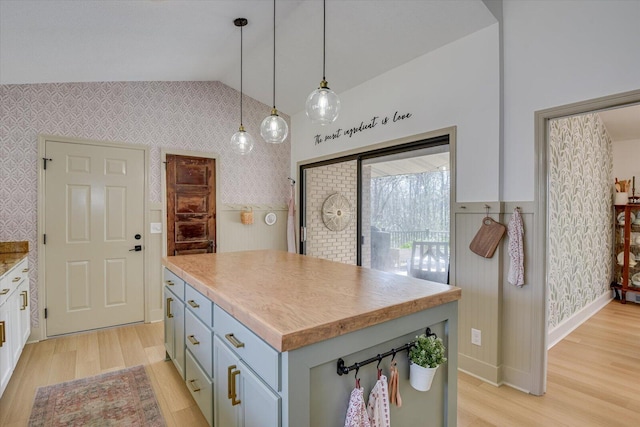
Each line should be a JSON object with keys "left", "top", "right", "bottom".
{"left": 0, "top": 301, "right": 638, "bottom": 426}
{"left": 0, "top": 321, "right": 208, "bottom": 427}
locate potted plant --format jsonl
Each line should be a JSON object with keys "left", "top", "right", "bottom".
{"left": 408, "top": 333, "right": 447, "bottom": 391}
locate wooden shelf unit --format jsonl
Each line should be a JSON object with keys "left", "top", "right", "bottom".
{"left": 613, "top": 204, "right": 640, "bottom": 303}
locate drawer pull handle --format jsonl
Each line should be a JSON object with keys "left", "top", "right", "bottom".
{"left": 166, "top": 297, "right": 174, "bottom": 318}
{"left": 225, "top": 333, "right": 245, "bottom": 348}
{"left": 22, "top": 268, "right": 29, "bottom": 273}
{"left": 228, "top": 365, "right": 241, "bottom": 406}
{"left": 12, "top": 277, "right": 20, "bottom": 283}
{"left": 20, "top": 291, "right": 28, "bottom": 310}
{"left": 187, "top": 335, "right": 200, "bottom": 345}
{"left": 188, "top": 379, "right": 201, "bottom": 393}
{"left": 0, "top": 289, "right": 9, "bottom": 296}
{"left": 0, "top": 321, "right": 5, "bottom": 346}
{"left": 165, "top": 280, "right": 174, "bottom": 286}
{"left": 188, "top": 300, "right": 200, "bottom": 309}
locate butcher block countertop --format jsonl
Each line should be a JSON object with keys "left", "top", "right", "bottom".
{"left": 0, "top": 241, "right": 29, "bottom": 277}
{"left": 162, "top": 250, "right": 461, "bottom": 352}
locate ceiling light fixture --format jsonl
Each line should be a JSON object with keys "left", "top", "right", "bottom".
{"left": 260, "top": 0, "right": 288, "bottom": 144}
{"left": 230, "top": 18, "right": 254, "bottom": 155}
{"left": 305, "top": 0, "right": 340, "bottom": 125}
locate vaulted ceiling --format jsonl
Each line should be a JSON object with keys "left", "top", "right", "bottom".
{"left": 0, "top": 0, "right": 497, "bottom": 115}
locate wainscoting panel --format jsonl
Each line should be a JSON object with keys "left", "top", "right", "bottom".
{"left": 147, "top": 204, "right": 163, "bottom": 322}
{"left": 217, "top": 205, "right": 288, "bottom": 253}
{"left": 454, "top": 202, "right": 503, "bottom": 384}
{"left": 500, "top": 202, "right": 535, "bottom": 391}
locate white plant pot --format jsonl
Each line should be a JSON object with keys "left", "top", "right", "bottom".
{"left": 409, "top": 362, "right": 438, "bottom": 391}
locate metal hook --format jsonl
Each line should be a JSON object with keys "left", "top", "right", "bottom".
{"left": 484, "top": 204, "right": 490, "bottom": 218}
{"left": 376, "top": 354, "right": 382, "bottom": 370}
{"left": 354, "top": 363, "right": 361, "bottom": 388}
{"left": 390, "top": 349, "right": 396, "bottom": 362}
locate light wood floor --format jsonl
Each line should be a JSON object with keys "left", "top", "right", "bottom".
{"left": 1, "top": 301, "right": 639, "bottom": 426}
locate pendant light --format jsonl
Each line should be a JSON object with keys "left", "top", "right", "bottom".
{"left": 260, "top": 0, "right": 289, "bottom": 144}
{"left": 305, "top": 0, "right": 340, "bottom": 125}
{"left": 230, "top": 18, "right": 254, "bottom": 155}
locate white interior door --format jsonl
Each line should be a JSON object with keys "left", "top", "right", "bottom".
{"left": 44, "top": 140, "right": 145, "bottom": 336}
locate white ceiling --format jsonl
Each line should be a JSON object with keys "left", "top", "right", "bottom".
{"left": 0, "top": 0, "right": 497, "bottom": 116}
{"left": 598, "top": 104, "right": 640, "bottom": 142}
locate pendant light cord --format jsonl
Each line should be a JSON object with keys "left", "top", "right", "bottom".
{"left": 240, "top": 23, "right": 244, "bottom": 126}
{"left": 322, "top": 0, "right": 326, "bottom": 81}
{"left": 273, "top": 0, "right": 276, "bottom": 109}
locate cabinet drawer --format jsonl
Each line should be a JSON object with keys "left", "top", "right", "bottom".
{"left": 163, "top": 268, "right": 185, "bottom": 301}
{"left": 185, "top": 351, "right": 213, "bottom": 427}
{"left": 185, "top": 310, "right": 213, "bottom": 378}
{"left": 16, "top": 259, "right": 28, "bottom": 284}
{"left": 185, "top": 285, "right": 213, "bottom": 327}
{"left": 214, "top": 306, "right": 280, "bottom": 391}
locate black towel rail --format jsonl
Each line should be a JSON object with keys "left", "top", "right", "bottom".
{"left": 336, "top": 327, "right": 436, "bottom": 376}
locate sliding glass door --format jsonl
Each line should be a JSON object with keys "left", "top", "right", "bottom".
{"left": 361, "top": 145, "right": 450, "bottom": 283}
{"left": 299, "top": 135, "right": 451, "bottom": 283}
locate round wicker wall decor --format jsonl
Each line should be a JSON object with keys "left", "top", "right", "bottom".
{"left": 321, "top": 193, "right": 353, "bottom": 231}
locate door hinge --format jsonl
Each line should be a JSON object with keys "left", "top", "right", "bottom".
{"left": 42, "top": 157, "right": 52, "bottom": 170}
{"left": 44, "top": 308, "right": 48, "bottom": 319}
{"left": 43, "top": 234, "right": 47, "bottom": 244}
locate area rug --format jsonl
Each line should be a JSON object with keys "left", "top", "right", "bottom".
{"left": 29, "top": 365, "right": 166, "bottom": 427}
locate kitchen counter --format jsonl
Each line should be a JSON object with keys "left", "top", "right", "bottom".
{"left": 0, "top": 241, "right": 29, "bottom": 278}
{"left": 162, "top": 250, "right": 460, "bottom": 352}
{"left": 163, "top": 250, "right": 460, "bottom": 427}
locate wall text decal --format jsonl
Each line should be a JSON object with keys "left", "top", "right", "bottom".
{"left": 313, "top": 110, "right": 413, "bottom": 145}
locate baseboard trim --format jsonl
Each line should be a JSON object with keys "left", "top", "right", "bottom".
{"left": 548, "top": 292, "right": 612, "bottom": 349}
{"left": 458, "top": 353, "right": 500, "bottom": 385}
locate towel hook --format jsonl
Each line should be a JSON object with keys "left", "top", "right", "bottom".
{"left": 484, "top": 204, "right": 490, "bottom": 217}
{"left": 354, "top": 363, "right": 361, "bottom": 388}
{"left": 390, "top": 348, "right": 396, "bottom": 362}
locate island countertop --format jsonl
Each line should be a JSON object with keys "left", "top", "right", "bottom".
{"left": 162, "top": 250, "right": 461, "bottom": 352}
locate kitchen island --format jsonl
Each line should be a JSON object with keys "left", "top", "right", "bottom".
{"left": 162, "top": 250, "right": 460, "bottom": 427}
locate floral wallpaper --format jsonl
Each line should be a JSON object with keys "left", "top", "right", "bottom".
{"left": 548, "top": 113, "right": 613, "bottom": 329}
{"left": 0, "top": 81, "right": 291, "bottom": 327}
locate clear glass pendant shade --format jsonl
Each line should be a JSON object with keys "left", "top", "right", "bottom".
{"left": 260, "top": 110, "right": 288, "bottom": 144}
{"left": 305, "top": 81, "right": 341, "bottom": 125}
{"left": 230, "top": 126, "right": 254, "bottom": 155}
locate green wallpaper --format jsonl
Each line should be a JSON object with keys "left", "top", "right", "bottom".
{"left": 548, "top": 113, "right": 613, "bottom": 329}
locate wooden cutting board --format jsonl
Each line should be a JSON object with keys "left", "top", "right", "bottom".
{"left": 469, "top": 217, "right": 506, "bottom": 258}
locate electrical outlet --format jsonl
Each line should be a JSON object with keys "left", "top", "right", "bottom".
{"left": 471, "top": 328, "right": 482, "bottom": 346}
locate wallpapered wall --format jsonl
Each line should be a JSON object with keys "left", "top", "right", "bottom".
{"left": 547, "top": 113, "right": 613, "bottom": 329}
{"left": 0, "top": 81, "right": 291, "bottom": 327}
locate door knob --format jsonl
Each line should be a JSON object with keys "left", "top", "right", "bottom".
{"left": 129, "top": 245, "right": 142, "bottom": 252}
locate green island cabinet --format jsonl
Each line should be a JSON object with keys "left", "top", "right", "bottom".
{"left": 162, "top": 250, "right": 460, "bottom": 427}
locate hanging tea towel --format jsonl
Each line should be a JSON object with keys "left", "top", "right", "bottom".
{"left": 507, "top": 208, "right": 525, "bottom": 287}
{"left": 367, "top": 374, "right": 390, "bottom": 427}
{"left": 344, "top": 386, "right": 371, "bottom": 427}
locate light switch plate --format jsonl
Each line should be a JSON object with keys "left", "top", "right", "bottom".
{"left": 471, "top": 328, "right": 482, "bottom": 346}
{"left": 150, "top": 222, "right": 162, "bottom": 234}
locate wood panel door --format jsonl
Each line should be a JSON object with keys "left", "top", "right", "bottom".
{"left": 166, "top": 155, "right": 216, "bottom": 256}
{"left": 44, "top": 140, "right": 145, "bottom": 336}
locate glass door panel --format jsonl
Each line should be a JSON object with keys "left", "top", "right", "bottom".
{"left": 362, "top": 146, "right": 450, "bottom": 283}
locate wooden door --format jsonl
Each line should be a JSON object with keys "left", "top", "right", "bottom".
{"left": 44, "top": 140, "right": 145, "bottom": 336}
{"left": 166, "top": 155, "right": 216, "bottom": 256}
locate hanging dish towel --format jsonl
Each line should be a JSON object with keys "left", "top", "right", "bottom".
{"left": 344, "top": 386, "right": 371, "bottom": 427}
{"left": 507, "top": 208, "right": 525, "bottom": 287}
{"left": 388, "top": 361, "right": 402, "bottom": 408}
{"left": 367, "top": 374, "right": 390, "bottom": 427}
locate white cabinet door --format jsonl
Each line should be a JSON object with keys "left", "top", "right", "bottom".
{"left": 17, "top": 279, "right": 30, "bottom": 347}
{"left": 0, "top": 300, "right": 13, "bottom": 397}
{"left": 239, "top": 359, "right": 280, "bottom": 427}
{"left": 8, "top": 289, "right": 21, "bottom": 365}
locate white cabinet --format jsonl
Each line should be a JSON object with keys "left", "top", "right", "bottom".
{"left": 164, "top": 269, "right": 185, "bottom": 379}
{"left": 0, "top": 258, "right": 29, "bottom": 398}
